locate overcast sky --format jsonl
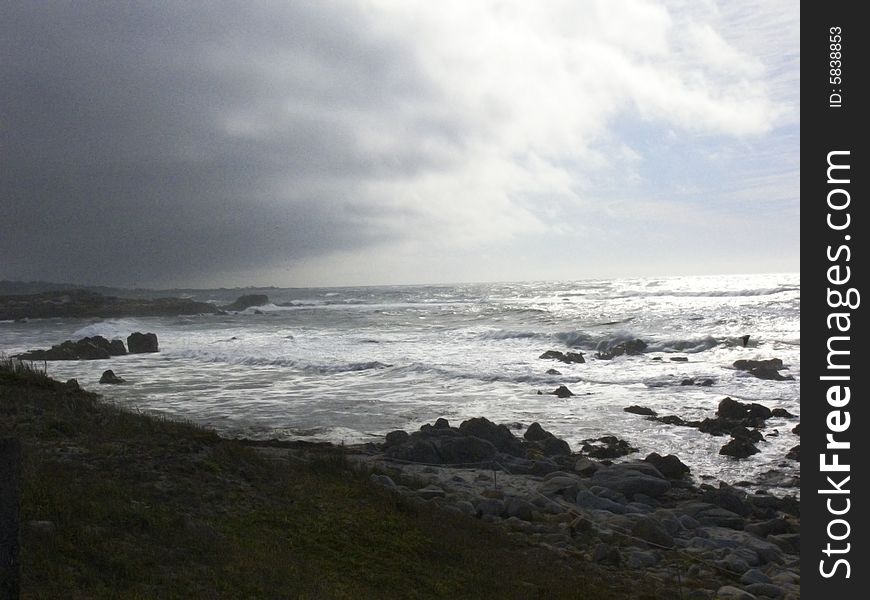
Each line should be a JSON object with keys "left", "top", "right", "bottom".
{"left": 1, "top": 1, "right": 799, "bottom": 288}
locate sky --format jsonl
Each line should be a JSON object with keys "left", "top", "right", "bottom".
{"left": 0, "top": 1, "right": 799, "bottom": 289}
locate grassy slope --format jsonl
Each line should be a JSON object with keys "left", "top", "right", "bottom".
{"left": 1, "top": 363, "right": 665, "bottom": 599}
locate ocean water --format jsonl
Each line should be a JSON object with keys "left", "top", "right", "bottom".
{"left": 1, "top": 273, "right": 799, "bottom": 491}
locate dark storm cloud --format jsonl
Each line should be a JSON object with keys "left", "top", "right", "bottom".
{"left": 0, "top": 1, "right": 458, "bottom": 286}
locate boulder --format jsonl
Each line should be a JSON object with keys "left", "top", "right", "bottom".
{"left": 720, "top": 437, "right": 760, "bottom": 459}
{"left": 595, "top": 339, "right": 647, "bottom": 360}
{"left": 434, "top": 436, "right": 498, "bottom": 464}
{"left": 581, "top": 435, "right": 637, "bottom": 459}
{"left": 458, "top": 417, "right": 525, "bottom": 457}
{"left": 545, "top": 368, "right": 562, "bottom": 375}
{"left": 539, "top": 350, "right": 585, "bottom": 364}
{"left": 127, "top": 332, "right": 159, "bottom": 353}
{"left": 644, "top": 452, "right": 690, "bottom": 479}
{"left": 771, "top": 408, "right": 795, "bottom": 418}
{"left": 785, "top": 445, "right": 799, "bottom": 461}
{"left": 107, "top": 339, "right": 127, "bottom": 355}
{"left": 624, "top": 405, "right": 657, "bottom": 416}
{"left": 524, "top": 422, "right": 551, "bottom": 442}
{"left": 733, "top": 358, "right": 794, "bottom": 381}
{"left": 549, "top": 385, "right": 574, "bottom": 398}
{"left": 224, "top": 294, "right": 270, "bottom": 311}
{"left": 384, "top": 430, "right": 410, "bottom": 448}
{"left": 99, "top": 370, "right": 125, "bottom": 384}
{"left": 591, "top": 465, "right": 670, "bottom": 499}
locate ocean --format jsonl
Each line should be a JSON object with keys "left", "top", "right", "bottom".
{"left": 1, "top": 272, "right": 799, "bottom": 492}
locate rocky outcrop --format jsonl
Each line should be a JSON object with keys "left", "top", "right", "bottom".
{"left": 223, "top": 294, "right": 270, "bottom": 311}
{"left": 539, "top": 350, "right": 585, "bottom": 364}
{"left": 17, "top": 335, "right": 126, "bottom": 361}
{"left": 595, "top": 339, "right": 647, "bottom": 360}
{"left": 99, "top": 370, "right": 125, "bottom": 384}
{"left": 733, "top": 358, "right": 795, "bottom": 381}
{"left": 549, "top": 385, "right": 574, "bottom": 398}
{"left": 580, "top": 435, "right": 637, "bottom": 459}
{"left": 644, "top": 452, "right": 690, "bottom": 479}
{"left": 127, "top": 332, "right": 159, "bottom": 354}
{"left": 624, "top": 405, "right": 656, "bottom": 416}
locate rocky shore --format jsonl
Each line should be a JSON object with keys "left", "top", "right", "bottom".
{"left": 0, "top": 289, "right": 220, "bottom": 320}
{"left": 312, "top": 415, "right": 802, "bottom": 600}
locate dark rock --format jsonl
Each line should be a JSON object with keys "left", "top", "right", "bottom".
{"left": 433, "top": 417, "right": 450, "bottom": 429}
{"left": 595, "top": 338, "right": 647, "bottom": 360}
{"left": 624, "top": 405, "right": 657, "bottom": 416}
{"left": 581, "top": 435, "right": 637, "bottom": 459}
{"left": 631, "top": 516, "right": 675, "bottom": 548}
{"left": 549, "top": 385, "right": 574, "bottom": 398}
{"left": 679, "top": 502, "right": 746, "bottom": 529}
{"left": 458, "top": 417, "right": 525, "bottom": 457}
{"left": 0, "top": 289, "right": 220, "bottom": 320}
{"left": 670, "top": 356, "right": 689, "bottom": 362}
{"left": 384, "top": 438, "right": 440, "bottom": 464}
{"left": 524, "top": 422, "right": 551, "bottom": 442}
{"left": 224, "top": 294, "right": 270, "bottom": 311}
{"left": 741, "top": 334, "right": 751, "bottom": 347}
{"left": 650, "top": 415, "right": 686, "bottom": 426}
{"left": 644, "top": 453, "right": 690, "bottom": 479}
{"left": 573, "top": 457, "right": 600, "bottom": 476}
{"left": 107, "top": 339, "right": 127, "bottom": 355}
{"left": 771, "top": 408, "right": 795, "bottom": 418}
{"left": 733, "top": 358, "right": 794, "bottom": 381}
{"left": 539, "top": 350, "right": 585, "bottom": 364}
{"left": 592, "top": 542, "right": 621, "bottom": 566}
{"left": 545, "top": 368, "right": 562, "bottom": 375}
{"left": 64, "top": 379, "right": 80, "bottom": 391}
{"left": 384, "top": 430, "right": 409, "bottom": 448}
{"left": 503, "top": 496, "right": 535, "bottom": 521}
{"left": 99, "top": 370, "right": 125, "bottom": 385}
{"left": 699, "top": 378, "right": 714, "bottom": 386}
{"left": 720, "top": 437, "right": 760, "bottom": 459}
{"left": 701, "top": 484, "right": 750, "bottom": 516}
{"left": 590, "top": 464, "right": 670, "bottom": 499}
{"left": 785, "top": 445, "right": 799, "bottom": 461}
{"left": 791, "top": 423, "right": 800, "bottom": 436}
{"left": 435, "top": 436, "right": 498, "bottom": 464}
{"left": 127, "top": 332, "right": 159, "bottom": 353}
{"left": 680, "top": 378, "right": 695, "bottom": 386}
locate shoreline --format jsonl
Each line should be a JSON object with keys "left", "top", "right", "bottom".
{"left": 1, "top": 362, "right": 800, "bottom": 599}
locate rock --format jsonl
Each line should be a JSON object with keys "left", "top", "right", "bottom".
{"left": 733, "top": 358, "right": 794, "bottom": 381}
{"left": 744, "top": 583, "right": 784, "bottom": 598}
{"left": 433, "top": 417, "right": 450, "bottom": 429}
{"left": 64, "top": 379, "right": 81, "bottom": 391}
{"left": 624, "top": 405, "right": 657, "bottom": 416}
{"left": 549, "top": 385, "right": 574, "bottom": 398}
{"left": 539, "top": 476, "right": 583, "bottom": 499}
{"left": 791, "top": 423, "right": 799, "bottom": 435}
{"left": 580, "top": 435, "right": 637, "bottom": 459}
{"left": 651, "top": 415, "right": 686, "bottom": 426}
{"left": 741, "top": 569, "right": 773, "bottom": 585}
{"left": 524, "top": 422, "right": 551, "bottom": 442}
{"left": 680, "top": 378, "right": 695, "bottom": 386}
{"left": 679, "top": 503, "right": 746, "bottom": 529}
{"left": 127, "top": 332, "right": 159, "bottom": 353}
{"left": 670, "top": 356, "right": 689, "bottom": 362}
{"left": 771, "top": 408, "right": 795, "bottom": 418}
{"left": 595, "top": 338, "right": 647, "bottom": 360}
{"left": 701, "top": 485, "right": 750, "bottom": 516}
{"left": 631, "top": 516, "right": 674, "bottom": 548}
{"left": 720, "top": 437, "right": 760, "bottom": 459}
{"left": 384, "top": 430, "right": 409, "bottom": 447}
{"left": 98, "top": 369, "right": 125, "bottom": 384}
{"left": 108, "top": 339, "right": 127, "bottom": 355}
{"left": 575, "top": 490, "right": 627, "bottom": 514}
{"left": 545, "top": 368, "right": 562, "bottom": 375}
{"left": 573, "top": 457, "right": 600, "bottom": 476}
{"left": 417, "top": 485, "right": 446, "bottom": 500}
{"left": 458, "top": 417, "right": 525, "bottom": 457}
{"left": 702, "top": 527, "right": 784, "bottom": 564}
{"left": 434, "top": 435, "right": 499, "bottom": 464}
{"left": 454, "top": 500, "right": 476, "bottom": 516}
{"left": 715, "top": 585, "right": 758, "bottom": 599}
{"left": 785, "top": 445, "right": 799, "bottom": 461}
{"left": 592, "top": 543, "right": 621, "bottom": 566}
{"left": 384, "top": 438, "right": 440, "bottom": 464}
{"left": 539, "top": 350, "right": 585, "bottom": 364}
{"left": 644, "top": 453, "right": 690, "bottom": 479}
{"left": 224, "top": 294, "right": 270, "bottom": 311}
{"left": 18, "top": 336, "right": 117, "bottom": 361}
{"left": 591, "top": 465, "right": 670, "bottom": 499}
{"left": 0, "top": 289, "right": 220, "bottom": 320}
{"left": 767, "top": 533, "right": 800, "bottom": 555}
{"left": 625, "top": 549, "right": 659, "bottom": 569}
{"left": 503, "top": 496, "right": 535, "bottom": 521}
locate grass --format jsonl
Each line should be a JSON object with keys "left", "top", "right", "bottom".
{"left": 1, "top": 361, "right": 667, "bottom": 599}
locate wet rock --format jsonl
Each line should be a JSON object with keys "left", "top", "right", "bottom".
{"left": 436, "top": 436, "right": 500, "bottom": 464}
{"left": 581, "top": 435, "right": 637, "bottom": 459}
{"left": 539, "top": 350, "right": 585, "bottom": 364}
{"left": 733, "top": 358, "right": 794, "bottom": 381}
{"left": 785, "top": 445, "right": 799, "bottom": 461}
{"left": 545, "top": 368, "right": 562, "bottom": 375}
{"left": 549, "top": 385, "right": 574, "bottom": 398}
{"left": 127, "top": 332, "right": 159, "bottom": 353}
{"left": 433, "top": 417, "right": 450, "bottom": 429}
{"left": 98, "top": 369, "right": 125, "bottom": 384}
{"left": 523, "top": 422, "right": 571, "bottom": 457}
{"left": 595, "top": 338, "right": 648, "bottom": 360}
{"left": 720, "top": 437, "right": 760, "bottom": 459}
{"left": 650, "top": 415, "right": 686, "bottom": 426}
{"left": 644, "top": 452, "right": 690, "bottom": 479}
{"left": 771, "top": 408, "right": 795, "bottom": 418}
{"left": 384, "top": 438, "right": 441, "bottom": 464}
{"left": 670, "top": 356, "right": 689, "bottom": 362}
{"left": 624, "top": 405, "right": 657, "bottom": 416}
{"left": 18, "top": 336, "right": 118, "bottom": 361}
{"left": 791, "top": 423, "right": 799, "bottom": 436}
